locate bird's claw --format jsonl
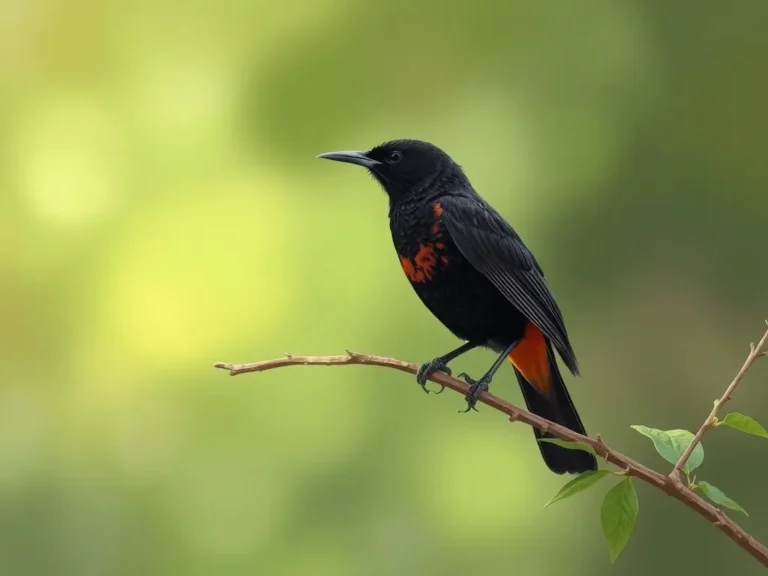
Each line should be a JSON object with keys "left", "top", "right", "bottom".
{"left": 457, "top": 372, "right": 489, "bottom": 413}
{"left": 416, "top": 358, "right": 452, "bottom": 394}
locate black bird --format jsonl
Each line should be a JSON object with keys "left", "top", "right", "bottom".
{"left": 318, "top": 139, "right": 597, "bottom": 474}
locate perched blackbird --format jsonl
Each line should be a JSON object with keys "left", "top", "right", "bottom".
{"left": 318, "top": 139, "right": 597, "bottom": 474}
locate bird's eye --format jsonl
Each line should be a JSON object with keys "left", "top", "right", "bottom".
{"left": 387, "top": 151, "right": 402, "bottom": 164}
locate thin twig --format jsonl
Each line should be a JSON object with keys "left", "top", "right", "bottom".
{"left": 214, "top": 344, "right": 768, "bottom": 567}
{"left": 670, "top": 323, "right": 768, "bottom": 482}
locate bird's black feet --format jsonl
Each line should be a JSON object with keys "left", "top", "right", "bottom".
{"left": 457, "top": 372, "right": 491, "bottom": 412}
{"left": 416, "top": 358, "right": 452, "bottom": 394}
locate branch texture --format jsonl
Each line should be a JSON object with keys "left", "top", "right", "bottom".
{"left": 215, "top": 340, "right": 768, "bottom": 567}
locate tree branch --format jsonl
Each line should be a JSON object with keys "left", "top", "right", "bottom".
{"left": 214, "top": 345, "right": 768, "bottom": 567}
{"left": 670, "top": 323, "right": 768, "bottom": 481}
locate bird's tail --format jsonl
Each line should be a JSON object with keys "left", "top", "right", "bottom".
{"left": 507, "top": 323, "right": 597, "bottom": 474}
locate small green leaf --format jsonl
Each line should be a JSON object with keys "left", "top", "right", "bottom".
{"left": 630, "top": 425, "right": 704, "bottom": 474}
{"left": 538, "top": 438, "right": 596, "bottom": 455}
{"left": 697, "top": 481, "right": 748, "bottom": 516}
{"left": 631, "top": 425, "right": 678, "bottom": 464}
{"left": 601, "top": 478, "right": 639, "bottom": 563}
{"left": 544, "top": 470, "right": 612, "bottom": 508}
{"left": 666, "top": 429, "right": 704, "bottom": 473}
{"left": 721, "top": 413, "right": 768, "bottom": 440}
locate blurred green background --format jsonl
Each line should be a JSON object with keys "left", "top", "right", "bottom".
{"left": 2, "top": 0, "right": 767, "bottom": 574}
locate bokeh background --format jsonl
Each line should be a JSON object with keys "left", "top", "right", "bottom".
{"left": 2, "top": 0, "right": 768, "bottom": 574}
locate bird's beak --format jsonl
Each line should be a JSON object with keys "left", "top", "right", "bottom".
{"left": 316, "top": 150, "right": 381, "bottom": 169}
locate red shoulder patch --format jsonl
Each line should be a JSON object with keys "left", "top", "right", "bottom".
{"left": 400, "top": 244, "right": 438, "bottom": 283}
{"left": 399, "top": 202, "right": 450, "bottom": 283}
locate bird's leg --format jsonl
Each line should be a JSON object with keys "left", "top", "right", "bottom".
{"left": 416, "top": 342, "right": 478, "bottom": 394}
{"left": 458, "top": 341, "right": 518, "bottom": 412}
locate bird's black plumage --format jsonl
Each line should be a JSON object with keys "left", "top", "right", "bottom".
{"left": 318, "top": 139, "right": 597, "bottom": 474}
{"left": 439, "top": 195, "right": 578, "bottom": 375}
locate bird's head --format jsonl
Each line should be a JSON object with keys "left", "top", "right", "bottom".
{"left": 318, "top": 139, "right": 464, "bottom": 203}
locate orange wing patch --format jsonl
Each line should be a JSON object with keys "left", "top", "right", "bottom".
{"left": 507, "top": 323, "right": 552, "bottom": 398}
{"left": 432, "top": 203, "right": 444, "bottom": 235}
{"left": 399, "top": 255, "right": 418, "bottom": 281}
{"left": 400, "top": 244, "right": 439, "bottom": 282}
{"left": 414, "top": 244, "right": 437, "bottom": 277}
{"left": 399, "top": 202, "right": 449, "bottom": 283}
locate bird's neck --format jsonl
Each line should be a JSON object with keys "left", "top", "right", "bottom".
{"left": 387, "top": 188, "right": 451, "bottom": 255}
{"left": 388, "top": 203, "right": 436, "bottom": 256}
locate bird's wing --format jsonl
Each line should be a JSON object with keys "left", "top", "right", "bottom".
{"left": 440, "top": 194, "right": 578, "bottom": 374}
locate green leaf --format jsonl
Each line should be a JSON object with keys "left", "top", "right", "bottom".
{"left": 697, "top": 481, "right": 748, "bottom": 516}
{"left": 631, "top": 425, "right": 678, "bottom": 464}
{"left": 537, "top": 438, "right": 596, "bottom": 455}
{"left": 630, "top": 425, "right": 704, "bottom": 474}
{"left": 601, "top": 478, "right": 639, "bottom": 563}
{"left": 665, "top": 429, "right": 704, "bottom": 473}
{"left": 720, "top": 413, "right": 768, "bottom": 440}
{"left": 544, "top": 470, "right": 612, "bottom": 508}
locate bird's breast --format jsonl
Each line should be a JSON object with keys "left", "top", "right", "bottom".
{"left": 391, "top": 201, "right": 453, "bottom": 284}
